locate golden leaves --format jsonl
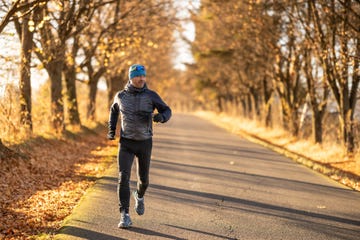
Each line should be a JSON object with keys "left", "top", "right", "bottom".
{"left": 28, "top": 20, "right": 35, "bottom": 32}
{"left": 147, "top": 41, "right": 159, "bottom": 49}
{"left": 0, "top": 125, "right": 113, "bottom": 238}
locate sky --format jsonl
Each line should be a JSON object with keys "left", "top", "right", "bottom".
{"left": 172, "top": 0, "right": 200, "bottom": 70}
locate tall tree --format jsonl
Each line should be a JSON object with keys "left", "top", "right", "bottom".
{"left": 310, "top": 0, "right": 360, "bottom": 153}
{"left": 18, "top": 4, "right": 34, "bottom": 131}
{"left": 12, "top": 0, "right": 46, "bottom": 132}
{"left": 32, "top": 0, "right": 97, "bottom": 133}
{"left": 294, "top": 1, "right": 330, "bottom": 143}
{"left": 273, "top": 14, "right": 307, "bottom": 136}
{"left": 63, "top": 34, "right": 81, "bottom": 126}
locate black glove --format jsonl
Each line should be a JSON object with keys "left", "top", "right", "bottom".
{"left": 107, "top": 130, "right": 115, "bottom": 140}
{"left": 153, "top": 113, "right": 164, "bottom": 123}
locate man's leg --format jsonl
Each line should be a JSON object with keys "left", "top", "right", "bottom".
{"left": 118, "top": 141, "right": 135, "bottom": 214}
{"left": 133, "top": 138, "right": 152, "bottom": 216}
{"left": 136, "top": 138, "right": 152, "bottom": 198}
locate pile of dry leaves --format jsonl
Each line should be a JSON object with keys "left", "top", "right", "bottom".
{"left": 0, "top": 125, "right": 116, "bottom": 239}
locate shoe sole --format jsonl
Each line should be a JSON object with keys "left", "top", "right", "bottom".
{"left": 118, "top": 222, "right": 132, "bottom": 229}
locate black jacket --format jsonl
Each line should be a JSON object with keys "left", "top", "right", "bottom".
{"left": 108, "top": 83, "right": 171, "bottom": 140}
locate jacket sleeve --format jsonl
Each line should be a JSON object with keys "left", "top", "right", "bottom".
{"left": 108, "top": 92, "right": 121, "bottom": 131}
{"left": 150, "top": 91, "right": 172, "bottom": 123}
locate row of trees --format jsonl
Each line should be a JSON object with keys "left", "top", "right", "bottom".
{"left": 190, "top": 0, "right": 360, "bottom": 154}
{"left": 0, "top": 0, "right": 180, "bottom": 134}
{"left": 2, "top": 0, "right": 359, "bottom": 154}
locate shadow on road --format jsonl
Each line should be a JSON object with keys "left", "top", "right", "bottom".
{"left": 58, "top": 226, "right": 126, "bottom": 240}
{"left": 128, "top": 226, "right": 187, "bottom": 240}
{"left": 162, "top": 224, "right": 237, "bottom": 239}
{"left": 59, "top": 225, "right": 190, "bottom": 240}
{"left": 151, "top": 159, "right": 354, "bottom": 193}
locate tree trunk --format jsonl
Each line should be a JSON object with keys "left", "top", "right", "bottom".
{"left": 250, "top": 87, "right": 260, "bottom": 119}
{"left": 107, "top": 74, "right": 125, "bottom": 109}
{"left": 240, "top": 98, "right": 247, "bottom": 118}
{"left": 86, "top": 67, "right": 106, "bottom": 121}
{"left": 340, "top": 108, "right": 355, "bottom": 154}
{"left": 64, "top": 36, "right": 81, "bottom": 126}
{"left": 346, "top": 117, "right": 355, "bottom": 154}
{"left": 246, "top": 94, "right": 253, "bottom": 119}
{"left": 64, "top": 66, "right": 81, "bottom": 126}
{"left": 87, "top": 81, "right": 97, "bottom": 121}
{"left": 265, "top": 104, "right": 272, "bottom": 128}
{"left": 291, "top": 107, "right": 299, "bottom": 137}
{"left": 107, "top": 77, "right": 117, "bottom": 109}
{"left": 47, "top": 59, "right": 65, "bottom": 133}
{"left": 262, "top": 77, "right": 272, "bottom": 128}
{"left": 304, "top": 49, "right": 327, "bottom": 144}
{"left": 216, "top": 95, "right": 223, "bottom": 112}
{"left": 280, "top": 98, "right": 289, "bottom": 130}
{"left": 19, "top": 14, "right": 33, "bottom": 132}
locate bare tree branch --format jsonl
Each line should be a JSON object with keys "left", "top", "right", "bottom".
{"left": 0, "top": 0, "right": 21, "bottom": 34}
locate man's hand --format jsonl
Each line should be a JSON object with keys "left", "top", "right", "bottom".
{"left": 153, "top": 113, "right": 163, "bottom": 123}
{"left": 107, "top": 130, "right": 115, "bottom": 140}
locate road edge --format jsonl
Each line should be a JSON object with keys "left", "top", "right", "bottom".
{"left": 236, "top": 129, "right": 360, "bottom": 191}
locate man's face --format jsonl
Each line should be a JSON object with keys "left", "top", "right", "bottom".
{"left": 131, "top": 75, "right": 146, "bottom": 88}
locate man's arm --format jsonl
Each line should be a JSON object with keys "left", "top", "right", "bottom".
{"left": 150, "top": 91, "right": 172, "bottom": 123}
{"left": 107, "top": 94, "right": 121, "bottom": 139}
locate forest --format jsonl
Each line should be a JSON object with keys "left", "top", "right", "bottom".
{"left": 0, "top": 0, "right": 359, "bottom": 238}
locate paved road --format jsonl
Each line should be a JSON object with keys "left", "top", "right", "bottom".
{"left": 56, "top": 113, "right": 360, "bottom": 240}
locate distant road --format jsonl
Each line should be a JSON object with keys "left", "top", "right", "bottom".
{"left": 56, "top": 113, "right": 360, "bottom": 240}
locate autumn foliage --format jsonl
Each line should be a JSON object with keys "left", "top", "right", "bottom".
{"left": 0, "top": 125, "right": 116, "bottom": 239}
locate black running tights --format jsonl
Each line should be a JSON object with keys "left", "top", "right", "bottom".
{"left": 117, "top": 137, "right": 152, "bottom": 213}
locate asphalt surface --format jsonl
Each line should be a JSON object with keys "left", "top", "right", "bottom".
{"left": 56, "top": 113, "right": 360, "bottom": 240}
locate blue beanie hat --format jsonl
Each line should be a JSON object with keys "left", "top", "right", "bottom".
{"left": 129, "top": 64, "right": 146, "bottom": 79}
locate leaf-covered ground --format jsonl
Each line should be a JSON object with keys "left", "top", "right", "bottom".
{"left": 0, "top": 125, "right": 116, "bottom": 239}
